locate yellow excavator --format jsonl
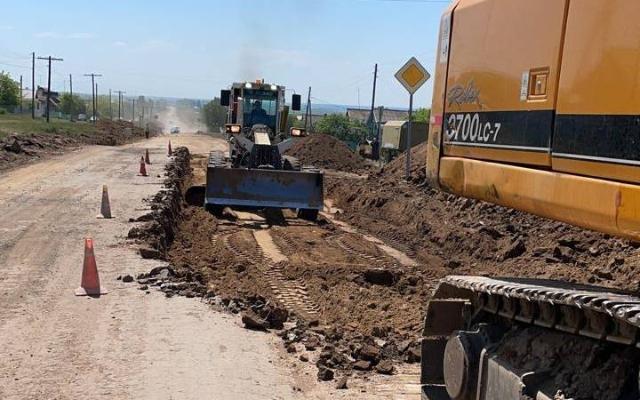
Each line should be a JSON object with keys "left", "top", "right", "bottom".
{"left": 422, "top": 1, "right": 640, "bottom": 399}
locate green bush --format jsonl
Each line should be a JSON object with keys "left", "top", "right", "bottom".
{"left": 0, "top": 108, "right": 6, "bottom": 115}
{"left": 0, "top": 72, "right": 20, "bottom": 107}
{"left": 202, "top": 98, "right": 227, "bottom": 131}
{"left": 315, "top": 114, "right": 367, "bottom": 143}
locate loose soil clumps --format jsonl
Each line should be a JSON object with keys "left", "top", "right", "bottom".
{"left": 0, "top": 120, "right": 149, "bottom": 172}
{"left": 327, "top": 144, "right": 640, "bottom": 293}
{"left": 284, "top": 133, "right": 368, "bottom": 172}
{"left": 128, "top": 146, "right": 191, "bottom": 260}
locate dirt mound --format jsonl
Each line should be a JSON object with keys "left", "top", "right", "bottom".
{"left": 327, "top": 147, "right": 640, "bottom": 293}
{"left": 381, "top": 142, "right": 427, "bottom": 182}
{"left": 0, "top": 120, "right": 148, "bottom": 172}
{"left": 284, "top": 133, "right": 368, "bottom": 172}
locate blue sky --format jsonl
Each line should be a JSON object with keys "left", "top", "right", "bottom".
{"left": 0, "top": 0, "right": 448, "bottom": 108}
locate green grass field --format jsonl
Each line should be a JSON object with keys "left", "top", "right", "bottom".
{"left": 0, "top": 114, "right": 96, "bottom": 140}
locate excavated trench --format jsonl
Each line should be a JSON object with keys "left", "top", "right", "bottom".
{"left": 125, "top": 138, "right": 640, "bottom": 398}
{"left": 126, "top": 148, "right": 430, "bottom": 388}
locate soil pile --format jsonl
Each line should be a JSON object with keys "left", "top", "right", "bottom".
{"left": 0, "top": 120, "right": 148, "bottom": 172}
{"left": 381, "top": 142, "right": 427, "bottom": 182}
{"left": 327, "top": 147, "right": 640, "bottom": 293}
{"left": 285, "top": 133, "right": 368, "bottom": 172}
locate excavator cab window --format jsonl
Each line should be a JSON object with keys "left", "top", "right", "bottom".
{"left": 242, "top": 89, "right": 278, "bottom": 131}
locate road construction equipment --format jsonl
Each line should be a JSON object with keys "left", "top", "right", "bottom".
{"left": 187, "top": 81, "right": 323, "bottom": 221}
{"left": 422, "top": 1, "right": 640, "bottom": 399}
{"left": 380, "top": 120, "right": 428, "bottom": 163}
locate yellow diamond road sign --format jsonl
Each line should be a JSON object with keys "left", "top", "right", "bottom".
{"left": 395, "top": 57, "right": 430, "bottom": 94}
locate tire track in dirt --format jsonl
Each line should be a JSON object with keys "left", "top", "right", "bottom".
{"left": 221, "top": 229, "right": 321, "bottom": 319}
{"left": 332, "top": 233, "right": 398, "bottom": 267}
{"left": 274, "top": 229, "right": 372, "bottom": 268}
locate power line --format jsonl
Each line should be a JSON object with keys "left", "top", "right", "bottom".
{"left": 0, "top": 60, "right": 31, "bottom": 70}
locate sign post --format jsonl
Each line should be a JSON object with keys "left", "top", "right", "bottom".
{"left": 394, "top": 57, "right": 430, "bottom": 180}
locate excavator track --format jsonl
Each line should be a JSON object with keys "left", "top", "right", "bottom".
{"left": 421, "top": 275, "right": 640, "bottom": 400}
{"left": 438, "top": 275, "right": 640, "bottom": 345}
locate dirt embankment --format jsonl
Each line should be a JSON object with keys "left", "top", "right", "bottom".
{"left": 327, "top": 143, "right": 640, "bottom": 293}
{"left": 128, "top": 146, "right": 191, "bottom": 260}
{"left": 0, "top": 120, "right": 149, "bottom": 172}
{"left": 284, "top": 133, "right": 369, "bottom": 172}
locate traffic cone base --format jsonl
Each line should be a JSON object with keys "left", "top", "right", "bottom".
{"left": 139, "top": 156, "right": 148, "bottom": 176}
{"left": 75, "top": 286, "right": 108, "bottom": 296}
{"left": 75, "top": 238, "right": 108, "bottom": 297}
{"left": 97, "top": 185, "right": 113, "bottom": 219}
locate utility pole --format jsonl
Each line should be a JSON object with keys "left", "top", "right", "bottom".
{"left": 116, "top": 90, "right": 125, "bottom": 120}
{"left": 84, "top": 73, "right": 102, "bottom": 124}
{"left": 95, "top": 83, "right": 99, "bottom": 120}
{"left": 109, "top": 89, "right": 112, "bottom": 121}
{"left": 304, "top": 86, "right": 312, "bottom": 132}
{"left": 376, "top": 106, "right": 384, "bottom": 160}
{"left": 69, "top": 74, "right": 74, "bottom": 121}
{"left": 37, "top": 56, "right": 63, "bottom": 123}
{"left": 132, "top": 98, "right": 135, "bottom": 123}
{"left": 19, "top": 75, "right": 23, "bottom": 114}
{"left": 369, "top": 63, "right": 378, "bottom": 140}
{"left": 31, "top": 52, "right": 35, "bottom": 119}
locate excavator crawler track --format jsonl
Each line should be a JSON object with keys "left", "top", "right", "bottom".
{"left": 437, "top": 275, "right": 640, "bottom": 346}
{"left": 421, "top": 275, "right": 640, "bottom": 400}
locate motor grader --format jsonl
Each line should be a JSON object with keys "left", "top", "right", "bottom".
{"left": 422, "top": 1, "right": 640, "bottom": 399}
{"left": 187, "top": 80, "right": 323, "bottom": 221}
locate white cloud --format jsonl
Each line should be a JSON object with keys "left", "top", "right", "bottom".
{"left": 67, "top": 32, "right": 94, "bottom": 39}
{"left": 113, "top": 41, "right": 128, "bottom": 47}
{"left": 142, "top": 39, "right": 173, "bottom": 50}
{"left": 0, "top": 25, "right": 14, "bottom": 31}
{"left": 33, "top": 32, "right": 94, "bottom": 39}
{"left": 34, "top": 31, "right": 57, "bottom": 38}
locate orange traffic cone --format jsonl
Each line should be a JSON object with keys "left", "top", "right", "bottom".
{"left": 98, "top": 185, "right": 112, "bottom": 219}
{"left": 75, "top": 238, "right": 108, "bottom": 296}
{"left": 139, "top": 156, "right": 148, "bottom": 176}
{"left": 145, "top": 149, "right": 151, "bottom": 164}
{"left": 168, "top": 141, "right": 173, "bottom": 156}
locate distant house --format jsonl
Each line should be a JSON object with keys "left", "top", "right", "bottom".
{"left": 346, "top": 107, "right": 409, "bottom": 126}
{"left": 34, "top": 86, "right": 60, "bottom": 118}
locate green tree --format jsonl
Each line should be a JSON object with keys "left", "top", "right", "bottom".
{"left": 202, "top": 98, "right": 227, "bottom": 131}
{"left": 410, "top": 108, "right": 431, "bottom": 123}
{"left": 315, "top": 114, "right": 367, "bottom": 143}
{"left": 59, "top": 93, "right": 87, "bottom": 116}
{"left": 0, "top": 71, "right": 20, "bottom": 108}
{"left": 287, "top": 113, "right": 306, "bottom": 131}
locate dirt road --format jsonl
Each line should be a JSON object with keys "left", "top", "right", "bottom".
{"left": 0, "top": 134, "right": 311, "bottom": 400}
